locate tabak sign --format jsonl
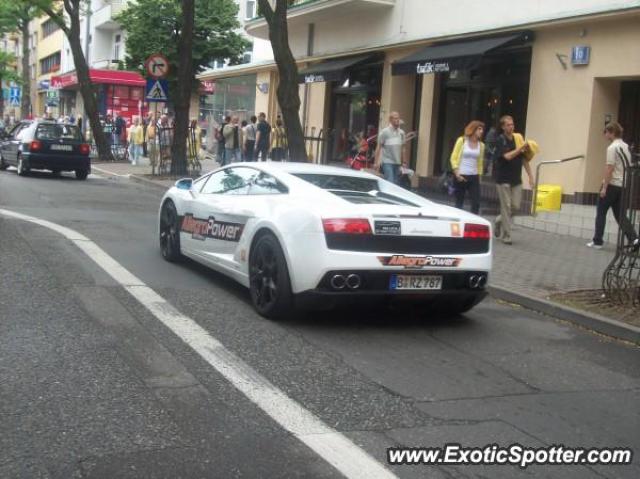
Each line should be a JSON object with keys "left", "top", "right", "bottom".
{"left": 416, "top": 62, "right": 450, "bottom": 74}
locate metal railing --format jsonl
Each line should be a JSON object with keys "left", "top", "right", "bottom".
{"left": 531, "top": 155, "right": 584, "bottom": 216}
{"left": 603, "top": 153, "right": 640, "bottom": 307}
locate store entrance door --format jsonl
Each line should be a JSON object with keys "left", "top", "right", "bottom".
{"left": 619, "top": 81, "right": 640, "bottom": 151}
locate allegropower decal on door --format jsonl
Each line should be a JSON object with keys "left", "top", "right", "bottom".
{"left": 181, "top": 214, "right": 244, "bottom": 242}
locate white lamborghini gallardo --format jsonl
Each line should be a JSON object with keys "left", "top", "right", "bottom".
{"left": 159, "top": 163, "right": 492, "bottom": 318}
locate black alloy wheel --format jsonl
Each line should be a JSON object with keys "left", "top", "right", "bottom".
{"left": 159, "top": 200, "right": 182, "bottom": 262}
{"left": 16, "top": 155, "right": 29, "bottom": 176}
{"left": 249, "top": 234, "right": 293, "bottom": 319}
{"left": 75, "top": 169, "right": 89, "bottom": 180}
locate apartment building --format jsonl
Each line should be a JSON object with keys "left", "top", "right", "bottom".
{"left": 199, "top": 0, "right": 640, "bottom": 202}
{"left": 53, "top": 0, "right": 145, "bottom": 124}
{"left": 34, "top": 17, "right": 64, "bottom": 117}
{"left": 0, "top": 32, "right": 21, "bottom": 120}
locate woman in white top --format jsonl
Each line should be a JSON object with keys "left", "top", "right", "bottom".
{"left": 449, "top": 120, "right": 486, "bottom": 214}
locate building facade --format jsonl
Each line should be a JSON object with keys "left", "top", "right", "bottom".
{"left": 53, "top": 0, "right": 146, "bottom": 125}
{"left": 200, "top": 0, "right": 640, "bottom": 201}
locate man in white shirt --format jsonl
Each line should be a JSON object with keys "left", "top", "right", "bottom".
{"left": 587, "top": 122, "right": 639, "bottom": 250}
{"left": 243, "top": 115, "right": 257, "bottom": 162}
{"left": 374, "top": 111, "right": 405, "bottom": 184}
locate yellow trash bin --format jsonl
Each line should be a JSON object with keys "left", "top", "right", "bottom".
{"left": 536, "top": 184, "right": 562, "bottom": 211}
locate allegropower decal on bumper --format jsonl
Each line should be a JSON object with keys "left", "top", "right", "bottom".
{"left": 181, "top": 214, "right": 244, "bottom": 242}
{"left": 378, "top": 255, "right": 462, "bottom": 268}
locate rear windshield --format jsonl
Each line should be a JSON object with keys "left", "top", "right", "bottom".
{"left": 293, "top": 173, "right": 379, "bottom": 192}
{"left": 292, "top": 173, "right": 419, "bottom": 206}
{"left": 36, "top": 124, "right": 82, "bottom": 141}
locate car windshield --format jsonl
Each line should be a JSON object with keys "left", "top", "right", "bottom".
{"left": 36, "top": 124, "right": 82, "bottom": 141}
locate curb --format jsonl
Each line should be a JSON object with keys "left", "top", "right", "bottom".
{"left": 489, "top": 285, "right": 640, "bottom": 345}
{"left": 92, "top": 166, "right": 171, "bottom": 192}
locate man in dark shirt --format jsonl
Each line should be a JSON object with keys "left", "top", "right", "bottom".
{"left": 493, "top": 115, "right": 534, "bottom": 244}
{"left": 254, "top": 112, "right": 271, "bottom": 161}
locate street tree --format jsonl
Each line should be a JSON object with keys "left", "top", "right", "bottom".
{"left": 0, "top": 3, "right": 38, "bottom": 118}
{"left": 117, "top": 0, "right": 248, "bottom": 175}
{"left": 256, "top": 0, "right": 306, "bottom": 162}
{"left": 0, "top": 50, "right": 21, "bottom": 119}
{"left": 27, "top": 0, "right": 114, "bottom": 161}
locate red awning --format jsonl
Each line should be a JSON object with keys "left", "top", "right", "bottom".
{"left": 51, "top": 69, "right": 146, "bottom": 89}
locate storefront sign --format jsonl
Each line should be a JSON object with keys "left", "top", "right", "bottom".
{"left": 50, "top": 73, "right": 77, "bottom": 89}
{"left": 416, "top": 62, "right": 450, "bottom": 74}
{"left": 571, "top": 46, "right": 590, "bottom": 65}
{"left": 200, "top": 80, "right": 215, "bottom": 94}
{"left": 38, "top": 79, "right": 51, "bottom": 90}
{"left": 305, "top": 74, "right": 325, "bottom": 83}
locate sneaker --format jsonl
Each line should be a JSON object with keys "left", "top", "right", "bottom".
{"left": 586, "top": 241, "right": 603, "bottom": 250}
{"left": 502, "top": 237, "right": 512, "bottom": 245}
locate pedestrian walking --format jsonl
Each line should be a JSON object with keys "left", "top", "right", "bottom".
{"left": 493, "top": 115, "right": 535, "bottom": 244}
{"left": 217, "top": 115, "right": 230, "bottom": 165}
{"left": 450, "top": 120, "right": 485, "bottom": 214}
{"left": 114, "top": 114, "right": 126, "bottom": 146}
{"left": 270, "top": 118, "right": 287, "bottom": 161}
{"left": 243, "top": 115, "right": 257, "bottom": 162}
{"left": 374, "top": 111, "right": 406, "bottom": 184}
{"left": 254, "top": 112, "right": 271, "bottom": 161}
{"left": 587, "top": 122, "right": 639, "bottom": 250}
{"left": 223, "top": 116, "right": 242, "bottom": 164}
{"left": 146, "top": 114, "right": 157, "bottom": 168}
{"left": 127, "top": 116, "right": 144, "bottom": 166}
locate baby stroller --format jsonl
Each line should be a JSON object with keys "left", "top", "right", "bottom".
{"left": 346, "top": 134, "right": 377, "bottom": 170}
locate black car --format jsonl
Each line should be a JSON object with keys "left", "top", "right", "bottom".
{"left": 0, "top": 120, "right": 91, "bottom": 180}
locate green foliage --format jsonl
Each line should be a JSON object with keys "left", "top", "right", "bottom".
{"left": 117, "top": 0, "right": 249, "bottom": 91}
{"left": 0, "top": 50, "right": 21, "bottom": 84}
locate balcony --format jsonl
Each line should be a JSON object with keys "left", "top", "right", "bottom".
{"left": 245, "top": 0, "right": 395, "bottom": 39}
{"left": 92, "top": 0, "right": 126, "bottom": 31}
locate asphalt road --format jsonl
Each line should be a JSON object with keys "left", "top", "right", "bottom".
{"left": 1, "top": 167, "right": 638, "bottom": 479}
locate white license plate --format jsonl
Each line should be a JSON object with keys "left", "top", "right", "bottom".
{"left": 50, "top": 144, "right": 72, "bottom": 151}
{"left": 390, "top": 274, "right": 442, "bottom": 290}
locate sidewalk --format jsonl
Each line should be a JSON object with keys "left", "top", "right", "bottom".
{"left": 91, "top": 161, "right": 639, "bottom": 344}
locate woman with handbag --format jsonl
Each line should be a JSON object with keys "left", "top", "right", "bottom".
{"left": 449, "top": 120, "right": 485, "bottom": 214}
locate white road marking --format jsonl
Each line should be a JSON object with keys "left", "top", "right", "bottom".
{"left": 0, "top": 208, "right": 398, "bottom": 479}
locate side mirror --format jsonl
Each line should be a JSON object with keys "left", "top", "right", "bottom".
{"left": 175, "top": 178, "right": 193, "bottom": 190}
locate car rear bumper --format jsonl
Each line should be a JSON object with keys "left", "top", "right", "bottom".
{"left": 25, "top": 153, "right": 90, "bottom": 171}
{"left": 294, "top": 269, "right": 489, "bottom": 309}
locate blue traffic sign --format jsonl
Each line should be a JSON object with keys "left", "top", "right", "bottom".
{"left": 145, "top": 79, "right": 169, "bottom": 102}
{"left": 9, "top": 86, "right": 21, "bottom": 106}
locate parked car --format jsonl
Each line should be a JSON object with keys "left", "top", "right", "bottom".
{"left": 0, "top": 120, "right": 91, "bottom": 179}
{"left": 158, "top": 162, "right": 492, "bottom": 319}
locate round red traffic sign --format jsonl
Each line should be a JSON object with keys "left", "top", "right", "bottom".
{"left": 145, "top": 53, "right": 170, "bottom": 79}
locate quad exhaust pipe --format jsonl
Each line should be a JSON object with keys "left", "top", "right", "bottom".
{"left": 330, "top": 273, "right": 362, "bottom": 290}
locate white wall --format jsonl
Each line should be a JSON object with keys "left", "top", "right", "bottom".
{"left": 283, "top": 0, "right": 640, "bottom": 58}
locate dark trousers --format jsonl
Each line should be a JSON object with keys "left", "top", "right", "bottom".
{"left": 454, "top": 174, "right": 481, "bottom": 214}
{"left": 244, "top": 140, "right": 255, "bottom": 162}
{"left": 593, "top": 184, "right": 638, "bottom": 245}
{"left": 254, "top": 144, "right": 269, "bottom": 161}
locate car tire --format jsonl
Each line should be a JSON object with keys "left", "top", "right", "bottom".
{"left": 16, "top": 155, "right": 29, "bottom": 176}
{"left": 249, "top": 233, "right": 293, "bottom": 319}
{"left": 75, "top": 169, "right": 89, "bottom": 180}
{"left": 159, "top": 200, "right": 182, "bottom": 262}
{"left": 0, "top": 154, "right": 7, "bottom": 171}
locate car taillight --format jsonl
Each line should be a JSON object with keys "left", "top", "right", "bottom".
{"left": 79, "top": 143, "right": 90, "bottom": 155}
{"left": 30, "top": 140, "right": 42, "bottom": 152}
{"left": 464, "top": 223, "right": 490, "bottom": 239}
{"left": 322, "top": 218, "right": 372, "bottom": 235}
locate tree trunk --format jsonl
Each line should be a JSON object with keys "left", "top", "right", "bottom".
{"left": 170, "top": 0, "right": 194, "bottom": 176}
{"left": 65, "top": 3, "right": 113, "bottom": 161}
{"left": 20, "top": 18, "right": 31, "bottom": 118}
{"left": 0, "top": 73, "right": 4, "bottom": 120}
{"left": 258, "top": 0, "right": 306, "bottom": 162}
